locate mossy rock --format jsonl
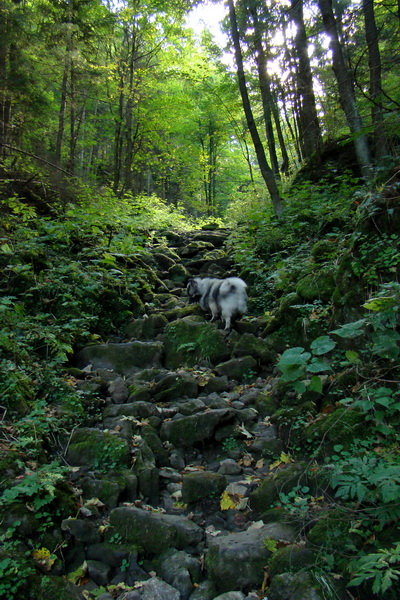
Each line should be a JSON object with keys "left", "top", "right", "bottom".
{"left": 296, "top": 271, "right": 335, "bottom": 302}
{"left": 162, "top": 304, "right": 198, "bottom": 321}
{"left": 311, "top": 239, "right": 339, "bottom": 262}
{"left": 254, "top": 390, "right": 278, "bottom": 417}
{"left": 125, "top": 314, "right": 168, "bottom": 340}
{"left": 163, "top": 316, "right": 230, "bottom": 369}
{"left": 307, "top": 508, "right": 356, "bottom": 557}
{"left": 66, "top": 428, "right": 130, "bottom": 470}
{"left": 304, "top": 407, "right": 365, "bottom": 455}
{"left": 167, "top": 263, "right": 191, "bottom": 283}
{"left": 34, "top": 575, "right": 85, "bottom": 599}
{"left": 269, "top": 544, "right": 316, "bottom": 578}
{"left": 268, "top": 571, "right": 326, "bottom": 600}
{"left": 75, "top": 341, "right": 163, "bottom": 375}
{"left": 181, "top": 471, "right": 227, "bottom": 504}
{"left": 272, "top": 402, "right": 317, "bottom": 452}
{"left": 250, "top": 463, "right": 308, "bottom": 516}
{"left": 214, "top": 356, "right": 258, "bottom": 380}
{"left": 109, "top": 506, "right": 203, "bottom": 554}
{"left": 232, "top": 333, "right": 276, "bottom": 364}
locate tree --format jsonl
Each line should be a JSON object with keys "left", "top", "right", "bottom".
{"left": 362, "top": 0, "right": 387, "bottom": 159}
{"left": 317, "top": 0, "right": 372, "bottom": 179}
{"left": 227, "top": 0, "right": 284, "bottom": 217}
{"left": 290, "top": 0, "right": 322, "bottom": 161}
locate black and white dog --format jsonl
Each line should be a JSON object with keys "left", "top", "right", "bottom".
{"left": 187, "top": 277, "right": 247, "bottom": 331}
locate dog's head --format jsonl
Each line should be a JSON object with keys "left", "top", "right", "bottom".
{"left": 186, "top": 278, "right": 201, "bottom": 303}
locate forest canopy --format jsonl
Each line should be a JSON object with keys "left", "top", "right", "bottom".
{"left": 0, "top": 0, "right": 399, "bottom": 217}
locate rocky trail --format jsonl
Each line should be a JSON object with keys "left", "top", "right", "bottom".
{"left": 60, "top": 229, "right": 324, "bottom": 600}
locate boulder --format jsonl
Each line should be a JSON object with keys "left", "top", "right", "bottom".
{"left": 163, "top": 317, "right": 230, "bottom": 369}
{"left": 206, "top": 523, "right": 295, "bottom": 594}
{"left": 160, "top": 409, "right": 234, "bottom": 447}
{"left": 141, "top": 576, "right": 181, "bottom": 600}
{"left": 232, "top": 333, "right": 276, "bottom": 365}
{"left": 108, "top": 376, "right": 129, "bottom": 404}
{"left": 66, "top": 428, "right": 130, "bottom": 470}
{"left": 152, "top": 371, "right": 198, "bottom": 402}
{"left": 214, "top": 356, "right": 258, "bottom": 381}
{"left": 158, "top": 548, "right": 201, "bottom": 600}
{"left": 75, "top": 341, "right": 164, "bottom": 375}
{"left": 125, "top": 314, "right": 168, "bottom": 340}
{"left": 268, "top": 571, "right": 327, "bottom": 600}
{"left": 250, "top": 463, "right": 308, "bottom": 515}
{"left": 109, "top": 506, "right": 204, "bottom": 553}
{"left": 181, "top": 471, "right": 227, "bottom": 504}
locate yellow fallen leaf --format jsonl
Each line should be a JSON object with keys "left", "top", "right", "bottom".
{"left": 269, "top": 452, "right": 293, "bottom": 471}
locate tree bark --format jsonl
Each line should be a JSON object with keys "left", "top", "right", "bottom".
{"left": 317, "top": 0, "right": 372, "bottom": 179}
{"left": 362, "top": 0, "right": 387, "bottom": 159}
{"left": 248, "top": 1, "right": 280, "bottom": 178}
{"left": 227, "top": 0, "right": 284, "bottom": 217}
{"left": 291, "top": 0, "right": 322, "bottom": 161}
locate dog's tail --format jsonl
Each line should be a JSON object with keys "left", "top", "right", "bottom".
{"left": 220, "top": 277, "right": 247, "bottom": 313}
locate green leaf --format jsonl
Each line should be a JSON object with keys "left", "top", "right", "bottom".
{"left": 308, "top": 375, "right": 323, "bottom": 393}
{"left": 306, "top": 358, "right": 332, "bottom": 373}
{"left": 292, "top": 380, "right": 307, "bottom": 394}
{"left": 281, "top": 366, "right": 305, "bottom": 382}
{"left": 310, "top": 335, "right": 336, "bottom": 355}
{"left": 330, "top": 319, "right": 366, "bottom": 338}
{"left": 345, "top": 350, "right": 360, "bottom": 363}
{"left": 363, "top": 297, "right": 397, "bottom": 312}
{"left": 278, "top": 347, "right": 310, "bottom": 366}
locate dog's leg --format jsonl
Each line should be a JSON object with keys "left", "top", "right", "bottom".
{"left": 220, "top": 309, "right": 231, "bottom": 331}
{"left": 208, "top": 299, "right": 219, "bottom": 323}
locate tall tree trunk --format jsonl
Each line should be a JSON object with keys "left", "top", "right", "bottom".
{"left": 67, "top": 60, "right": 76, "bottom": 174}
{"left": 248, "top": 2, "right": 280, "bottom": 178}
{"left": 227, "top": 0, "right": 284, "bottom": 217}
{"left": 317, "top": 0, "right": 372, "bottom": 179}
{"left": 291, "top": 0, "right": 322, "bottom": 161}
{"left": 362, "top": 0, "right": 387, "bottom": 159}
{"left": 113, "top": 67, "right": 125, "bottom": 193}
{"left": 55, "top": 57, "right": 68, "bottom": 168}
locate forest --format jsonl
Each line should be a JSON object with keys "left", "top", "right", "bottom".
{"left": 0, "top": 0, "right": 399, "bottom": 598}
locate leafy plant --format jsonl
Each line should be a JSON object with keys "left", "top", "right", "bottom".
{"left": 348, "top": 543, "right": 400, "bottom": 595}
{"left": 277, "top": 335, "right": 336, "bottom": 395}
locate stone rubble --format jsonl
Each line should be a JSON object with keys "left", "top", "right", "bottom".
{"left": 61, "top": 228, "right": 332, "bottom": 600}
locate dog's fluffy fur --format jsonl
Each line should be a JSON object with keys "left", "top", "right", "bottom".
{"left": 187, "top": 277, "right": 247, "bottom": 330}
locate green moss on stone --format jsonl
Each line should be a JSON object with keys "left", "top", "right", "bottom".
{"left": 304, "top": 407, "right": 365, "bottom": 455}
{"left": 269, "top": 545, "right": 316, "bottom": 578}
{"left": 66, "top": 428, "right": 130, "bottom": 470}
{"left": 296, "top": 271, "right": 335, "bottom": 302}
{"left": 164, "top": 317, "right": 230, "bottom": 368}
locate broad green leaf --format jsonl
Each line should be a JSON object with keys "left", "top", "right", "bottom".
{"left": 280, "top": 366, "right": 305, "bottom": 382}
{"left": 331, "top": 319, "right": 366, "bottom": 338}
{"left": 310, "top": 335, "right": 336, "bottom": 355}
{"left": 306, "top": 359, "right": 332, "bottom": 373}
{"left": 363, "top": 297, "right": 397, "bottom": 311}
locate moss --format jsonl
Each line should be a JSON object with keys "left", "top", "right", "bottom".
{"left": 272, "top": 401, "right": 316, "bottom": 451}
{"left": 164, "top": 316, "right": 230, "bottom": 369}
{"left": 66, "top": 428, "right": 130, "bottom": 470}
{"left": 254, "top": 391, "right": 278, "bottom": 417}
{"left": 296, "top": 271, "right": 335, "bottom": 302}
{"left": 307, "top": 508, "right": 355, "bottom": 553}
{"left": 304, "top": 407, "right": 365, "bottom": 455}
{"left": 250, "top": 463, "right": 308, "bottom": 515}
{"left": 269, "top": 545, "right": 316, "bottom": 578}
{"left": 34, "top": 575, "right": 86, "bottom": 599}
{"left": 181, "top": 471, "right": 227, "bottom": 504}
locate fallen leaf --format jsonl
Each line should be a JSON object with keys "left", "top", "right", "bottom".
{"left": 67, "top": 561, "right": 88, "bottom": 585}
